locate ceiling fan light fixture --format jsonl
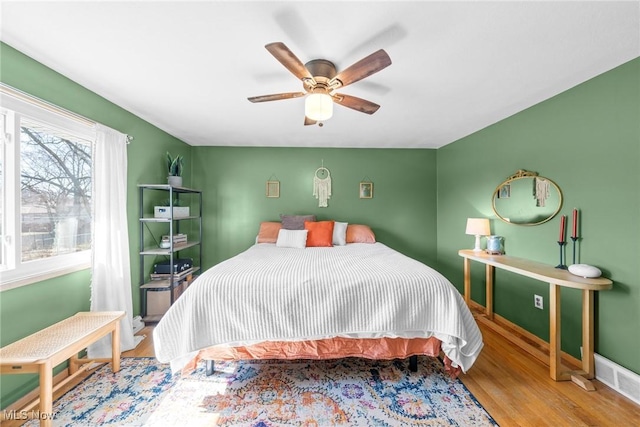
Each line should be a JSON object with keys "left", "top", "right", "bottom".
{"left": 305, "top": 93, "right": 333, "bottom": 121}
{"left": 250, "top": 43, "right": 391, "bottom": 125}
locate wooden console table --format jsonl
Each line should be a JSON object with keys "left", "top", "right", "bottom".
{"left": 0, "top": 311, "right": 125, "bottom": 426}
{"left": 459, "top": 250, "right": 612, "bottom": 391}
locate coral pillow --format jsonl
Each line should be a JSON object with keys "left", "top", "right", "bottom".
{"left": 257, "top": 222, "right": 282, "bottom": 243}
{"left": 346, "top": 224, "right": 376, "bottom": 243}
{"left": 305, "top": 221, "right": 335, "bottom": 247}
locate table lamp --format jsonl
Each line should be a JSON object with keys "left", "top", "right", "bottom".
{"left": 466, "top": 218, "right": 490, "bottom": 252}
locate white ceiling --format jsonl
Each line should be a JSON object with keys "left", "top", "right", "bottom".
{"left": 1, "top": 1, "right": 638, "bottom": 149}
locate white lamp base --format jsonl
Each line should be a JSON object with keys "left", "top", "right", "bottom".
{"left": 473, "top": 234, "right": 483, "bottom": 252}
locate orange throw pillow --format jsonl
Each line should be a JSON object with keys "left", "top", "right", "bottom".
{"left": 305, "top": 221, "right": 335, "bottom": 247}
{"left": 346, "top": 224, "right": 376, "bottom": 243}
{"left": 257, "top": 222, "right": 282, "bottom": 243}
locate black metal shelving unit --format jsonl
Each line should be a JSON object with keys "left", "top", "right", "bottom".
{"left": 138, "top": 184, "right": 202, "bottom": 322}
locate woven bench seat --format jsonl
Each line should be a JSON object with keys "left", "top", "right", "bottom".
{"left": 0, "top": 311, "right": 125, "bottom": 426}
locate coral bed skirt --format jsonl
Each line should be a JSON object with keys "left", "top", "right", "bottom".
{"left": 183, "top": 336, "right": 461, "bottom": 377}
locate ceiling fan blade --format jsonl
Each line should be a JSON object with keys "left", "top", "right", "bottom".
{"left": 332, "top": 93, "right": 380, "bottom": 115}
{"left": 329, "top": 49, "right": 392, "bottom": 89}
{"left": 265, "top": 42, "right": 315, "bottom": 83}
{"left": 248, "top": 92, "right": 306, "bottom": 103}
{"left": 304, "top": 116, "right": 317, "bottom": 126}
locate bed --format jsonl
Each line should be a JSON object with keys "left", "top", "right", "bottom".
{"left": 153, "top": 221, "right": 483, "bottom": 378}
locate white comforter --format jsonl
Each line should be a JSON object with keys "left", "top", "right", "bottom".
{"left": 153, "top": 243, "right": 483, "bottom": 372}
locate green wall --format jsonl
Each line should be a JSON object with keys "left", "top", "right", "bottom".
{"left": 0, "top": 42, "right": 191, "bottom": 407}
{"left": 436, "top": 58, "right": 640, "bottom": 374}
{"left": 192, "top": 147, "right": 438, "bottom": 268}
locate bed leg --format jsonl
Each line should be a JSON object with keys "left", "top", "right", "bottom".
{"left": 205, "top": 360, "right": 215, "bottom": 376}
{"left": 409, "top": 355, "right": 418, "bottom": 372}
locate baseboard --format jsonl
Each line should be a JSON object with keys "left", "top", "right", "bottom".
{"left": 591, "top": 351, "right": 640, "bottom": 405}
{"left": 132, "top": 315, "right": 145, "bottom": 335}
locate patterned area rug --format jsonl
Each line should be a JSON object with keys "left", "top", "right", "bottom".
{"left": 25, "top": 357, "right": 497, "bottom": 426}
{"left": 23, "top": 358, "right": 173, "bottom": 427}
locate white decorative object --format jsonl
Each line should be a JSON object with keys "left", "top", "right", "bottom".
{"left": 568, "top": 264, "right": 602, "bottom": 278}
{"left": 154, "top": 206, "right": 190, "bottom": 218}
{"left": 159, "top": 236, "right": 171, "bottom": 249}
{"left": 313, "top": 165, "right": 332, "bottom": 208}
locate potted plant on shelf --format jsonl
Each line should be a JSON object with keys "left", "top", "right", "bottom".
{"left": 166, "top": 152, "right": 183, "bottom": 187}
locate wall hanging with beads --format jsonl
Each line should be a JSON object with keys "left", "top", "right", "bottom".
{"left": 313, "top": 161, "right": 332, "bottom": 207}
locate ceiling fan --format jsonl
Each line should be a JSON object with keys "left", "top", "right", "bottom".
{"left": 248, "top": 42, "right": 392, "bottom": 126}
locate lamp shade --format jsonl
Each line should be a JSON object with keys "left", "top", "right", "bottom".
{"left": 465, "top": 218, "right": 490, "bottom": 236}
{"left": 305, "top": 93, "right": 333, "bottom": 121}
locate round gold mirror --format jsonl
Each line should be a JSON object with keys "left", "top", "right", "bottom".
{"left": 492, "top": 170, "right": 563, "bottom": 226}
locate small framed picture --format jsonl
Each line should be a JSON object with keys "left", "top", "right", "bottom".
{"left": 266, "top": 180, "right": 280, "bottom": 198}
{"left": 359, "top": 182, "right": 373, "bottom": 199}
{"left": 498, "top": 184, "right": 510, "bottom": 199}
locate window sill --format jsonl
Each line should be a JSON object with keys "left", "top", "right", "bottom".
{"left": 0, "top": 262, "right": 91, "bottom": 292}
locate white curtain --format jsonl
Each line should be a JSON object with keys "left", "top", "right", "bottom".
{"left": 88, "top": 124, "right": 140, "bottom": 358}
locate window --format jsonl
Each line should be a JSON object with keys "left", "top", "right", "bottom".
{"left": 1, "top": 87, "right": 95, "bottom": 290}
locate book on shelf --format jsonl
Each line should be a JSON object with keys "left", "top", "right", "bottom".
{"left": 150, "top": 267, "right": 194, "bottom": 281}
{"left": 162, "top": 233, "right": 188, "bottom": 244}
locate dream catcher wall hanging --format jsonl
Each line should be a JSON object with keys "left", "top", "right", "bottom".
{"left": 313, "top": 162, "right": 331, "bottom": 207}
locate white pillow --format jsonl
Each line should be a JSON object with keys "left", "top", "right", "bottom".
{"left": 332, "top": 221, "right": 348, "bottom": 246}
{"left": 276, "top": 229, "right": 308, "bottom": 249}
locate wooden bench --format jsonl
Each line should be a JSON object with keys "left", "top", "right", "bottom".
{"left": 0, "top": 311, "right": 125, "bottom": 426}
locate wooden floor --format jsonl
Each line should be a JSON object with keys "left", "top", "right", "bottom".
{"left": 459, "top": 322, "right": 640, "bottom": 426}
{"left": 124, "top": 322, "right": 639, "bottom": 426}
{"left": 7, "top": 322, "right": 639, "bottom": 427}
